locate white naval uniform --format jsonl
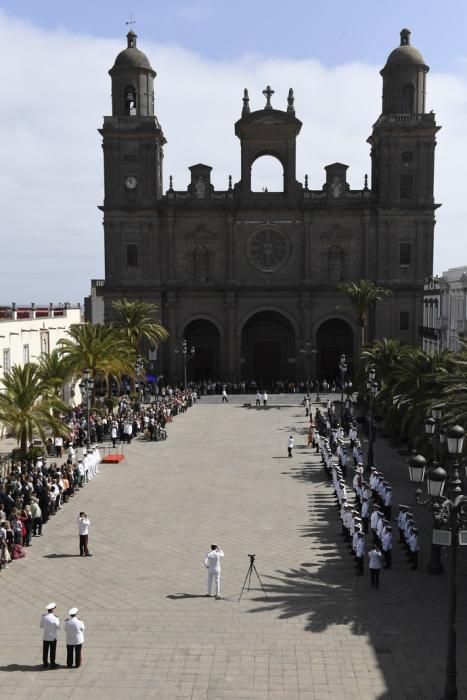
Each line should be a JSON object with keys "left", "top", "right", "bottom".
{"left": 65, "top": 617, "right": 85, "bottom": 645}
{"left": 205, "top": 548, "right": 224, "bottom": 596}
{"left": 40, "top": 611, "right": 60, "bottom": 641}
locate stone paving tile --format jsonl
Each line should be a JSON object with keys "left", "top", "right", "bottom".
{"left": 0, "top": 395, "right": 466, "bottom": 699}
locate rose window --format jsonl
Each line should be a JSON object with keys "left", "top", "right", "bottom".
{"left": 248, "top": 229, "right": 289, "bottom": 272}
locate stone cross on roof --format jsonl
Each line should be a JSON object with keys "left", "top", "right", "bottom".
{"left": 262, "top": 85, "right": 274, "bottom": 110}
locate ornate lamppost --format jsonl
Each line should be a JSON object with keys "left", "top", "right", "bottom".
{"left": 79, "top": 369, "right": 94, "bottom": 451}
{"left": 299, "top": 341, "right": 317, "bottom": 395}
{"left": 426, "top": 424, "right": 467, "bottom": 700}
{"left": 175, "top": 339, "right": 195, "bottom": 391}
{"left": 135, "top": 354, "right": 144, "bottom": 406}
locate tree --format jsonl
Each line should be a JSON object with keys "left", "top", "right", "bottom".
{"left": 112, "top": 299, "right": 168, "bottom": 352}
{"left": 36, "top": 349, "right": 74, "bottom": 399}
{"left": 338, "top": 279, "right": 392, "bottom": 348}
{"left": 0, "top": 363, "right": 68, "bottom": 459}
{"left": 388, "top": 347, "right": 455, "bottom": 448}
{"left": 57, "top": 323, "right": 134, "bottom": 397}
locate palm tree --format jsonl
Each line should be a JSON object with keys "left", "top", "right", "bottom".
{"left": 112, "top": 299, "right": 168, "bottom": 392}
{"left": 112, "top": 299, "right": 168, "bottom": 352}
{"left": 57, "top": 323, "right": 134, "bottom": 397}
{"left": 389, "top": 347, "right": 455, "bottom": 448}
{"left": 36, "top": 349, "right": 74, "bottom": 399}
{"left": 338, "top": 279, "right": 392, "bottom": 348}
{"left": 0, "top": 363, "right": 68, "bottom": 459}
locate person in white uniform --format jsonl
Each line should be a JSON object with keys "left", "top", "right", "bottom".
{"left": 204, "top": 544, "right": 224, "bottom": 599}
{"left": 65, "top": 607, "right": 85, "bottom": 668}
{"left": 40, "top": 602, "right": 60, "bottom": 668}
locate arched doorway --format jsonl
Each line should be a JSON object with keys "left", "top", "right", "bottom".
{"left": 184, "top": 320, "right": 220, "bottom": 381}
{"left": 316, "top": 319, "right": 354, "bottom": 381}
{"left": 241, "top": 311, "right": 295, "bottom": 386}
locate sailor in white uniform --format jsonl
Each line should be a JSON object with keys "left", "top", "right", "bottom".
{"left": 40, "top": 602, "right": 60, "bottom": 668}
{"left": 204, "top": 544, "right": 224, "bottom": 599}
{"left": 65, "top": 607, "right": 85, "bottom": 668}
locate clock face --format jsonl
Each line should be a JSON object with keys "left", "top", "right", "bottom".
{"left": 124, "top": 176, "right": 138, "bottom": 190}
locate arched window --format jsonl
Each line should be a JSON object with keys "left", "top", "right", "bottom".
{"left": 193, "top": 245, "right": 209, "bottom": 282}
{"left": 328, "top": 245, "right": 344, "bottom": 282}
{"left": 251, "top": 155, "right": 284, "bottom": 192}
{"left": 125, "top": 86, "right": 137, "bottom": 115}
{"left": 402, "top": 84, "right": 415, "bottom": 113}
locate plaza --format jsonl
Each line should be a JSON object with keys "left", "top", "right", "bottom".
{"left": 1, "top": 396, "right": 466, "bottom": 699}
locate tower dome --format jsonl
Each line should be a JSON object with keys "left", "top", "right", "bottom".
{"left": 380, "top": 29, "right": 429, "bottom": 116}
{"left": 110, "top": 31, "right": 154, "bottom": 72}
{"left": 383, "top": 29, "right": 427, "bottom": 69}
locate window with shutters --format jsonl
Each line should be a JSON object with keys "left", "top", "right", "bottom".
{"left": 193, "top": 245, "right": 209, "bottom": 282}
{"left": 328, "top": 245, "right": 344, "bottom": 282}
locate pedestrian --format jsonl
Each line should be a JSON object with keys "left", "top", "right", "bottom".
{"left": 262, "top": 390, "right": 268, "bottom": 407}
{"left": 255, "top": 391, "right": 261, "bottom": 407}
{"left": 65, "top": 607, "right": 85, "bottom": 668}
{"left": 382, "top": 525, "right": 393, "bottom": 569}
{"left": 409, "top": 527, "right": 419, "bottom": 570}
{"left": 77, "top": 512, "right": 91, "bottom": 557}
{"left": 111, "top": 421, "right": 118, "bottom": 448}
{"left": 355, "top": 532, "right": 365, "bottom": 575}
{"left": 221, "top": 388, "right": 229, "bottom": 403}
{"left": 287, "top": 435, "right": 294, "bottom": 458}
{"left": 204, "top": 543, "right": 224, "bottom": 599}
{"left": 368, "top": 544, "right": 383, "bottom": 589}
{"left": 40, "top": 603, "right": 60, "bottom": 669}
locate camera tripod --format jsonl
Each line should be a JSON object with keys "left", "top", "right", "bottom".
{"left": 239, "top": 554, "right": 268, "bottom": 601}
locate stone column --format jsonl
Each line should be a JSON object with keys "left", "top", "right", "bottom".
{"left": 225, "top": 291, "right": 237, "bottom": 379}
{"left": 166, "top": 290, "right": 178, "bottom": 381}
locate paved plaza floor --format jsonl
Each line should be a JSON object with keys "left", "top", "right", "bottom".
{"left": 0, "top": 396, "right": 466, "bottom": 699}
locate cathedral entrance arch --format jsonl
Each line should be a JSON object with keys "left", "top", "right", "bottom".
{"left": 184, "top": 319, "right": 220, "bottom": 381}
{"left": 241, "top": 311, "right": 295, "bottom": 386}
{"left": 316, "top": 319, "right": 354, "bottom": 381}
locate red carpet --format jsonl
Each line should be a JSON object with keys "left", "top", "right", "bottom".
{"left": 101, "top": 454, "right": 125, "bottom": 463}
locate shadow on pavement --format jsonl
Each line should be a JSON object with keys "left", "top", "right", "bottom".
{"left": 245, "top": 453, "right": 467, "bottom": 700}
{"left": 166, "top": 593, "right": 211, "bottom": 600}
{"left": 43, "top": 554, "right": 82, "bottom": 558}
{"left": 0, "top": 664, "right": 45, "bottom": 672}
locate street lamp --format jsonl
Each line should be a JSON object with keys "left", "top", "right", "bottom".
{"left": 365, "top": 368, "right": 378, "bottom": 471}
{"left": 135, "top": 354, "right": 144, "bottom": 405}
{"left": 79, "top": 368, "right": 94, "bottom": 451}
{"left": 339, "top": 353, "right": 347, "bottom": 422}
{"left": 175, "top": 339, "right": 195, "bottom": 392}
{"left": 299, "top": 341, "right": 317, "bottom": 394}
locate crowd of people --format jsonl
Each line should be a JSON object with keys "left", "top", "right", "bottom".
{"left": 0, "top": 387, "right": 196, "bottom": 571}
{"left": 304, "top": 395, "right": 420, "bottom": 588}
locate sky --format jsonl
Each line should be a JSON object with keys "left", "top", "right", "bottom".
{"left": 0, "top": 0, "right": 466, "bottom": 303}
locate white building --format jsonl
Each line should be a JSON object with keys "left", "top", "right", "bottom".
{"left": 0, "top": 303, "right": 82, "bottom": 384}
{"left": 422, "top": 267, "right": 467, "bottom": 352}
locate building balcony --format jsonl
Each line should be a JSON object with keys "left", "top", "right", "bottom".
{"left": 419, "top": 326, "right": 441, "bottom": 340}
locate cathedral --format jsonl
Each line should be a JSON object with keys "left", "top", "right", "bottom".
{"left": 96, "top": 28, "right": 439, "bottom": 384}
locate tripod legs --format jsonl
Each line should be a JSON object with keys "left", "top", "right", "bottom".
{"left": 239, "top": 562, "right": 268, "bottom": 601}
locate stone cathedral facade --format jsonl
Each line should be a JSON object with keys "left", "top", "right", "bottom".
{"left": 95, "top": 28, "right": 439, "bottom": 383}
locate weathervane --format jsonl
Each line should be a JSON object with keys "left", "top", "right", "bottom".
{"left": 126, "top": 14, "right": 136, "bottom": 30}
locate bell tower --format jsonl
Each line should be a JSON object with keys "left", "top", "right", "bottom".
{"left": 100, "top": 30, "right": 166, "bottom": 210}
{"left": 368, "top": 28, "right": 440, "bottom": 206}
